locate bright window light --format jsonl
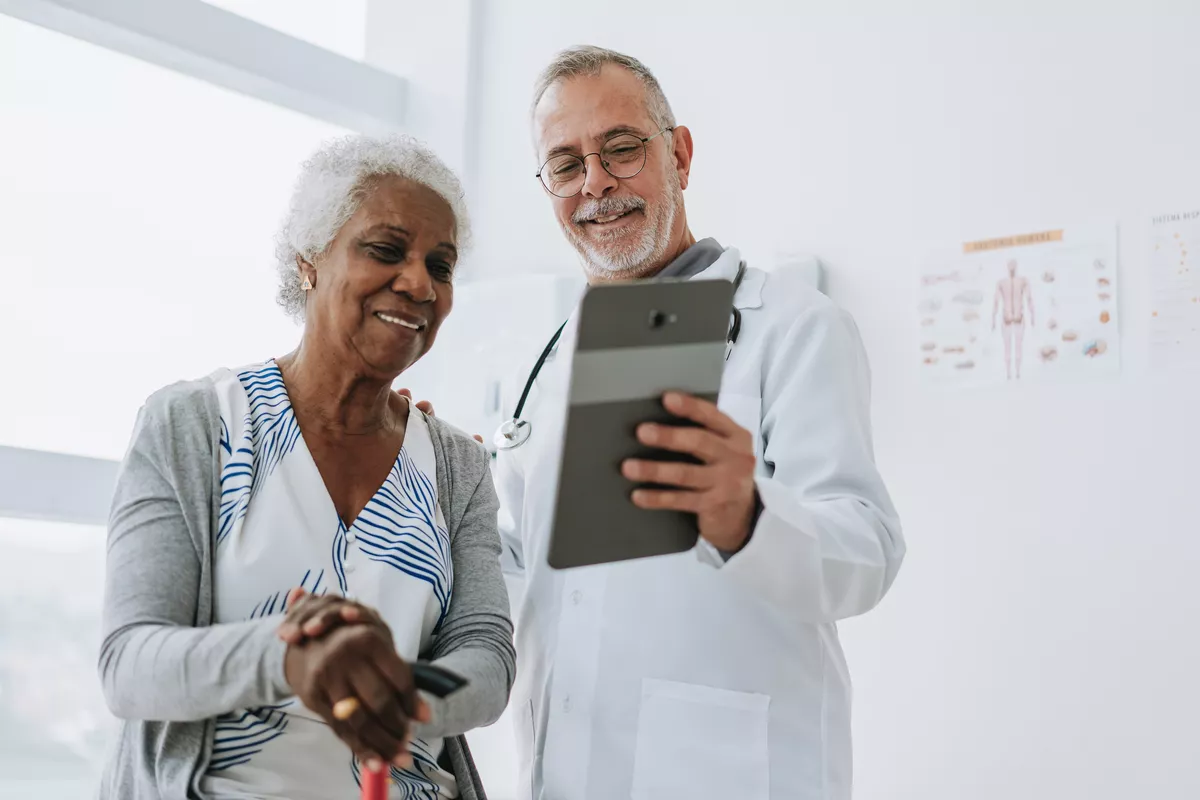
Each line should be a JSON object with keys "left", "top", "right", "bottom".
{"left": 1, "top": 9, "right": 519, "bottom": 798}
{"left": 0, "top": 518, "right": 111, "bottom": 797}
{"left": 0, "top": 15, "right": 347, "bottom": 459}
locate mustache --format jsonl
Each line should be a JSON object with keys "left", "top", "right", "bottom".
{"left": 572, "top": 195, "right": 645, "bottom": 224}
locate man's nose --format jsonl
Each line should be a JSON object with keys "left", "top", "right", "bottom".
{"left": 580, "top": 153, "right": 618, "bottom": 198}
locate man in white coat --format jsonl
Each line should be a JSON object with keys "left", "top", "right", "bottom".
{"left": 496, "top": 45, "right": 905, "bottom": 800}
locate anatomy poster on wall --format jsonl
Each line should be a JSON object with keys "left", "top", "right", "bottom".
{"left": 1148, "top": 209, "right": 1200, "bottom": 368}
{"left": 917, "top": 224, "right": 1120, "bottom": 386}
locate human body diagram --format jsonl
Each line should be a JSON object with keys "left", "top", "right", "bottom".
{"left": 992, "top": 259, "right": 1035, "bottom": 379}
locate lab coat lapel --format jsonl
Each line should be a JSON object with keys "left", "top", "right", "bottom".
{"left": 689, "top": 246, "right": 765, "bottom": 311}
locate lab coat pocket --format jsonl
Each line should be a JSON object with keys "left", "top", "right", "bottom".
{"left": 630, "top": 678, "right": 770, "bottom": 800}
{"left": 718, "top": 391, "right": 763, "bottom": 461}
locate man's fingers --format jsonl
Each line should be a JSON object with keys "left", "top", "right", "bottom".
{"left": 662, "top": 392, "right": 745, "bottom": 438}
{"left": 397, "top": 387, "right": 436, "bottom": 416}
{"left": 636, "top": 422, "right": 725, "bottom": 463}
{"left": 473, "top": 433, "right": 484, "bottom": 444}
{"left": 630, "top": 488, "right": 702, "bottom": 512}
{"left": 621, "top": 458, "right": 711, "bottom": 489}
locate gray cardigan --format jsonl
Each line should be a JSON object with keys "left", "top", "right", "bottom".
{"left": 97, "top": 376, "right": 515, "bottom": 799}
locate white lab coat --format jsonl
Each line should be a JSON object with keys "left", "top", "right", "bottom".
{"left": 493, "top": 246, "right": 905, "bottom": 800}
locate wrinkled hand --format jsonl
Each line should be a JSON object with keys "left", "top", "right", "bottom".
{"left": 278, "top": 587, "right": 388, "bottom": 645}
{"left": 396, "top": 388, "right": 484, "bottom": 444}
{"left": 620, "top": 392, "right": 759, "bottom": 553}
{"left": 279, "top": 589, "right": 429, "bottom": 771}
{"left": 279, "top": 589, "right": 430, "bottom": 719}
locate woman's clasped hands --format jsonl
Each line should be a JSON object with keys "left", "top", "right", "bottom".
{"left": 277, "top": 588, "right": 429, "bottom": 773}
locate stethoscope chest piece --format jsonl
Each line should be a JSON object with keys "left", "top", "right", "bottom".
{"left": 494, "top": 417, "right": 532, "bottom": 450}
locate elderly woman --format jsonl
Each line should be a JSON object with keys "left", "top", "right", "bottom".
{"left": 98, "top": 135, "right": 513, "bottom": 799}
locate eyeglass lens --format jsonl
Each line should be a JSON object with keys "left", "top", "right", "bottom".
{"left": 539, "top": 133, "right": 648, "bottom": 197}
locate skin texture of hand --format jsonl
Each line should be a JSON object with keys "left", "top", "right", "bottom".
{"left": 620, "top": 392, "right": 759, "bottom": 553}
{"left": 278, "top": 587, "right": 386, "bottom": 644}
{"left": 279, "top": 589, "right": 429, "bottom": 771}
{"left": 395, "top": 388, "right": 483, "bottom": 443}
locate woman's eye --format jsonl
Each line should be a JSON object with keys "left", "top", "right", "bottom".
{"left": 428, "top": 262, "right": 454, "bottom": 281}
{"left": 368, "top": 245, "right": 402, "bottom": 262}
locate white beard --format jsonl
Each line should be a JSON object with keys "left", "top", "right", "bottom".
{"left": 569, "top": 171, "right": 682, "bottom": 281}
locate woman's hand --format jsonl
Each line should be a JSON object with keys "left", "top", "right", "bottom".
{"left": 278, "top": 589, "right": 430, "bottom": 722}
{"left": 278, "top": 588, "right": 384, "bottom": 645}
{"left": 279, "top": 589, "right": 430, "bottom": 770}
{"left": 284, "top": 622, "right": 421, "bottom": 771}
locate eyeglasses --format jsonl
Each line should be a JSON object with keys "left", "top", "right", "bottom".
{"left": 536, "top": 128, "right": 674, "bottom": 198}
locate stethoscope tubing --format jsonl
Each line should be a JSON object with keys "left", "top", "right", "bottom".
{"left": 495, "top": 262, "right": 746, "bottom": 451}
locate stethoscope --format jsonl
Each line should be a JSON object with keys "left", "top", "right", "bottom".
{"left": 493, "top": 262, "right": 747, "bottom": 452}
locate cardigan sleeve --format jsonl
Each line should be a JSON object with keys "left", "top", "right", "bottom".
{"left": 414, "top": 424, "right": 516, "bottom": 739}
{"left": 98, "top": 386, "right": 293, "bottom": 721}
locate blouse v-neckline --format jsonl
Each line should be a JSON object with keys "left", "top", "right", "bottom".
{"left": 265, "top": 359, "right": 411, "bottom": 531}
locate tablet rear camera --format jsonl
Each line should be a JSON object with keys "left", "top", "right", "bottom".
{"left": 648, "top": 310, "right": 677, "bottom": 329}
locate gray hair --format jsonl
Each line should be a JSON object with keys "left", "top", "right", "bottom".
{"left": 274, "top": 134, "right": 471, "bottom": 322}
{"left": 530, "top": 45, "right": 677, "bottom": 133}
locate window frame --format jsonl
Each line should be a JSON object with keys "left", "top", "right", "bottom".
{"left": 0, "top": 0, "right": 407, "bottom": 134}
{"left": 0, "top": 0, "right": 409, "bottom": 524}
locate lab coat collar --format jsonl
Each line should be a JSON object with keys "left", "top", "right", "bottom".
{"left": 690, "top": 245, "right": 764, "bottom": 310}
{"left": 557, "top": 247, "right": 762, "bottom": 349}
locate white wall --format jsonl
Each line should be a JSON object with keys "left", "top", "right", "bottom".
{"left": 452, "top": 1, "right": 1200, "bottom": 798}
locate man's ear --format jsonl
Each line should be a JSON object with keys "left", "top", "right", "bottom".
{"left": 672, "top": 125, "right": 694, "bottom": 191}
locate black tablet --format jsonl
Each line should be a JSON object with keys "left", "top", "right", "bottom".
{"left": 546, "top": 276, "right": 736, "bottom": 569}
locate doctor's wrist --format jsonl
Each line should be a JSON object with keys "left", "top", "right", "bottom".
{"left": 714, "top": 489, "right": 763, "bottom": 561}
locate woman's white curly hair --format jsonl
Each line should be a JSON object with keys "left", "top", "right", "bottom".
{"left": 274, "top": 134, "right": 471, "bottom": 322}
